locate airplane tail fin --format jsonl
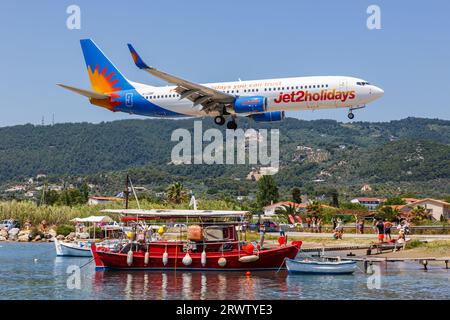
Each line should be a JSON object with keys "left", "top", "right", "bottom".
{"left": 80, "top": 39, "right": 134, "bottom": 94}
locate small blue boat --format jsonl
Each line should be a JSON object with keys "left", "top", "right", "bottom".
{"left": 285, "top": 258, "right": 357, "bottom": 274}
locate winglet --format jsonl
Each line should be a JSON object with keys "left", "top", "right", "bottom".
{"left": 127, "top": 44, "right": 149, "bottom": 69}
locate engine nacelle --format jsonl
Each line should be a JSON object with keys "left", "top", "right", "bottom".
{"left": 250, "top": 111, "right": 285, "bottom": 122}
{"left": 234, "top": 96, "right": 266, "bottom": 113}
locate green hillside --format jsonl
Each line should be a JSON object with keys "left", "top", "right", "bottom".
{"left": 1, "top": 117, "right": 449, "bottom": 199}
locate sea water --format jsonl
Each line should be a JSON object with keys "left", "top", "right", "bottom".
{"left": 0, "top": 243, "right": 448, "bottom": 300}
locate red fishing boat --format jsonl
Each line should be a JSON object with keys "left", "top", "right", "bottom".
{"left": 91, "top": 209, "right": 301, "bottom": 271}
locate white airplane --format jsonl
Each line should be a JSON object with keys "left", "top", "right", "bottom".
{"left": 59, "top": 39, "right": 384, "bottom": 129}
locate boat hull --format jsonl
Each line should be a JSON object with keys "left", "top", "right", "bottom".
{"left": 55, "top": 239, "right": 92, "bottom": 257}
{"left": 92, "top": 243, "right": 301, "bottom": 271}
{"left": 285, "top": 258, "right": 357, "bottom": 274}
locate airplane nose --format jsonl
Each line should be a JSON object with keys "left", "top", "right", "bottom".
{"left": 373, "top": 86, "right": 384, "bottom": 98}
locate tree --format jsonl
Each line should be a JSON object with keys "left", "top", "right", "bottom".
{"left": 256, "top": 175, "right": 279, "bottom": 208}
{"left": 330, "top": 189, "right": 339, "bottom": 208}
{"left": 376, "top": 206, "right": 399, "bottom": 221}
{"left": 80, "top": 182, "right": 89, "bottom": 203}
{"left": 57, "top": 188, "right": 85, "bottom": 207}
{"left": 410, "top": 206, "right": 432, "bottom": 224}
{"left": 42, "top": 190, "right": 60, "bottom": 206}
{"left": 383, "top": 197, "right": 406, "bottom": 205}
{"left": 166, "top": 182, "right": 188, "bottom": 204}
{"left": 306, "top": 200, "right": 322, "bottom": 216}
{"left": 292, "top": 187, "right": 302, "bottom": 203}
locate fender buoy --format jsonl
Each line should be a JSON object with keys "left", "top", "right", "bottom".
{"left": 182, "top": 253, "right": 192, "bottom": 266}
{"left": 242, "top": 242, "right": 254, "bottom": 255}
{"left": 201, "top": 250, "right": 207, "bottom": 267}
{"left": 238, "top": 255, "right": 259, "bottom": 263}
{"left": 127, "top": 250, "right": 133, "bottom": 266}
{"left": 162, "top": 251, "right": 169, "bottom": 266}
{"left": 218, "top": 257, "right": 227, "bottom": 267}
{"left": 144, "top": 251, "right": 150, "bottom": 266}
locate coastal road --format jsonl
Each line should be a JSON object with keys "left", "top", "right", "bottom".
{"left": 272, "top": 232, "right": 450, "bottom": 240}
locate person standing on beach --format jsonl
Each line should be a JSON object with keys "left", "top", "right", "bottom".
{"left": 317, "top": 218, "right": 322, "bottom": 233}
{"left": 383, "top": 219, "right": 392, "bottom": 241}
{"left": 306, "top": 217, "right": 311, "bottom": 229}
{"left": 332, "top": 217, "right": 337, "bottom": 230}
{"left": 311, "top": 217, "right": 317, "bottom": 233}
{"left": 376, "top": 219, "right": 385, "bottom": 243}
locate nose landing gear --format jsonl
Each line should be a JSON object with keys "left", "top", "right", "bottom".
{"left": 347, "top": 105, "right": 366, "bottom": 120}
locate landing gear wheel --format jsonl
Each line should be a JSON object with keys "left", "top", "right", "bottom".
{"left": 227, "top": 121, "right": 237, "bottom": 130}
{"left": 348, "top": 112, "right": 355, "bottom": 120}
{"left": 214, "top": 116, "right": 226, "bottom": 126}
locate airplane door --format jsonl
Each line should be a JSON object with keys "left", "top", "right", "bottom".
{"left": 336, "top": 79, "right": 347, "bottom": 107}
{"left": 125, "top": 92, "right": 133, "bottom": 107}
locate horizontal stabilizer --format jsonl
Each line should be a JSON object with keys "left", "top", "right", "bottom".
{"left": 57, "top": 84, "right": 110, "bottom": 99}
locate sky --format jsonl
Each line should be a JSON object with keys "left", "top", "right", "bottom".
{"left": 1, "top": 0, "right": 449, "bottom": 127}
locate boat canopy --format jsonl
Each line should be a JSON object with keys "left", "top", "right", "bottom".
{"left": 101, "top": 209, "right": 248, "bottom": 219}
{"left": 70, "top": 216, "right": 114, "bottom": 223}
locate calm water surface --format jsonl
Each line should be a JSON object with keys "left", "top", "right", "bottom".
{"left": 0, "top": 243, "right": 448, "bottom": 300}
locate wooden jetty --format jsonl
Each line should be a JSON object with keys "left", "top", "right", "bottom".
{"left": 323, "top": 255, "right": 450, "bottom": 272}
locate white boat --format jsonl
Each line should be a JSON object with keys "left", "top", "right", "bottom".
{"left": 285, "top": 258, "right": 357, "bottom": 274}
{"left": 54, "top": 239, "right": 92, "bottom": 257}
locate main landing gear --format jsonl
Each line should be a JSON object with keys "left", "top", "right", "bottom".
{"left": 226, "top": 120, "right": 237, "bottom": 130}
{"left": 214, "top": 115, "right": 237, "bottom": 130}
{"left": 214, "top": 116, "right": 225, "bottom": 126}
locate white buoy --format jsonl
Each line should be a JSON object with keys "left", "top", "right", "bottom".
{"left": 162, "top": 251, "right": 169, "bottom": 266}
{"left": 182, "top": 252, "right": 192, "bottom": 266}
{"left": 127, "top": 250, "right": 133, "bottom": 266}
{"left": 201, "top": 250, "right": 207, "bottom": 267}
{"left": 218, "top": 257, "right": 227, "bottom": 267}
{"left": 34, "top": 258, "right": 38, "bottom": 263}
{"left": 144, "top": 251, "right": 150, "bottom": 266}
{"left": 238, "top": 255, "right": 259, "bottom": 263}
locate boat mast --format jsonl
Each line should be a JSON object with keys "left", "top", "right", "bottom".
{"left": 124, "top": 174, "right": 130, "bottom": 210}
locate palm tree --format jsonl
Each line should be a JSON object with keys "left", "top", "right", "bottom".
{"left": 275, "top": 204, "right": 299, "bottom": 223}
{"left": 166, "top": 182, "right": 188, "bottom": 204}
{"left": 411, "top": 206, "right": 432, "bottom": 224}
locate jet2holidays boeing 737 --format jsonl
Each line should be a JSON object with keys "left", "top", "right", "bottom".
{"left": 59, "top": 39, "right": 384, "bottom": 129}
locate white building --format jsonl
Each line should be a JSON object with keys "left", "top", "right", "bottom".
{"left": 351, "top": 197, "right": 386, "bottom": 211}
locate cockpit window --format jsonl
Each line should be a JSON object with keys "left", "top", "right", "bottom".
{"left": 357, "top": 81, "right": 370, "bottom": 86}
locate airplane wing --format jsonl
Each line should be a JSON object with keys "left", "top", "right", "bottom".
{"left": 127, "top": 44, "right": 235, "bottom": 113}
{"left": 57, "top": 84, "right": 110, "bottom": 100}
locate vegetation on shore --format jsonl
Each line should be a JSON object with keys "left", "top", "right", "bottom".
{"left": 0, "top": 197, "right": 246, "bottom": 226}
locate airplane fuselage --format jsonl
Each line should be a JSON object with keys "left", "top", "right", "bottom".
{"left": 112, "top": 76, "right": 383, "bottom": 118}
